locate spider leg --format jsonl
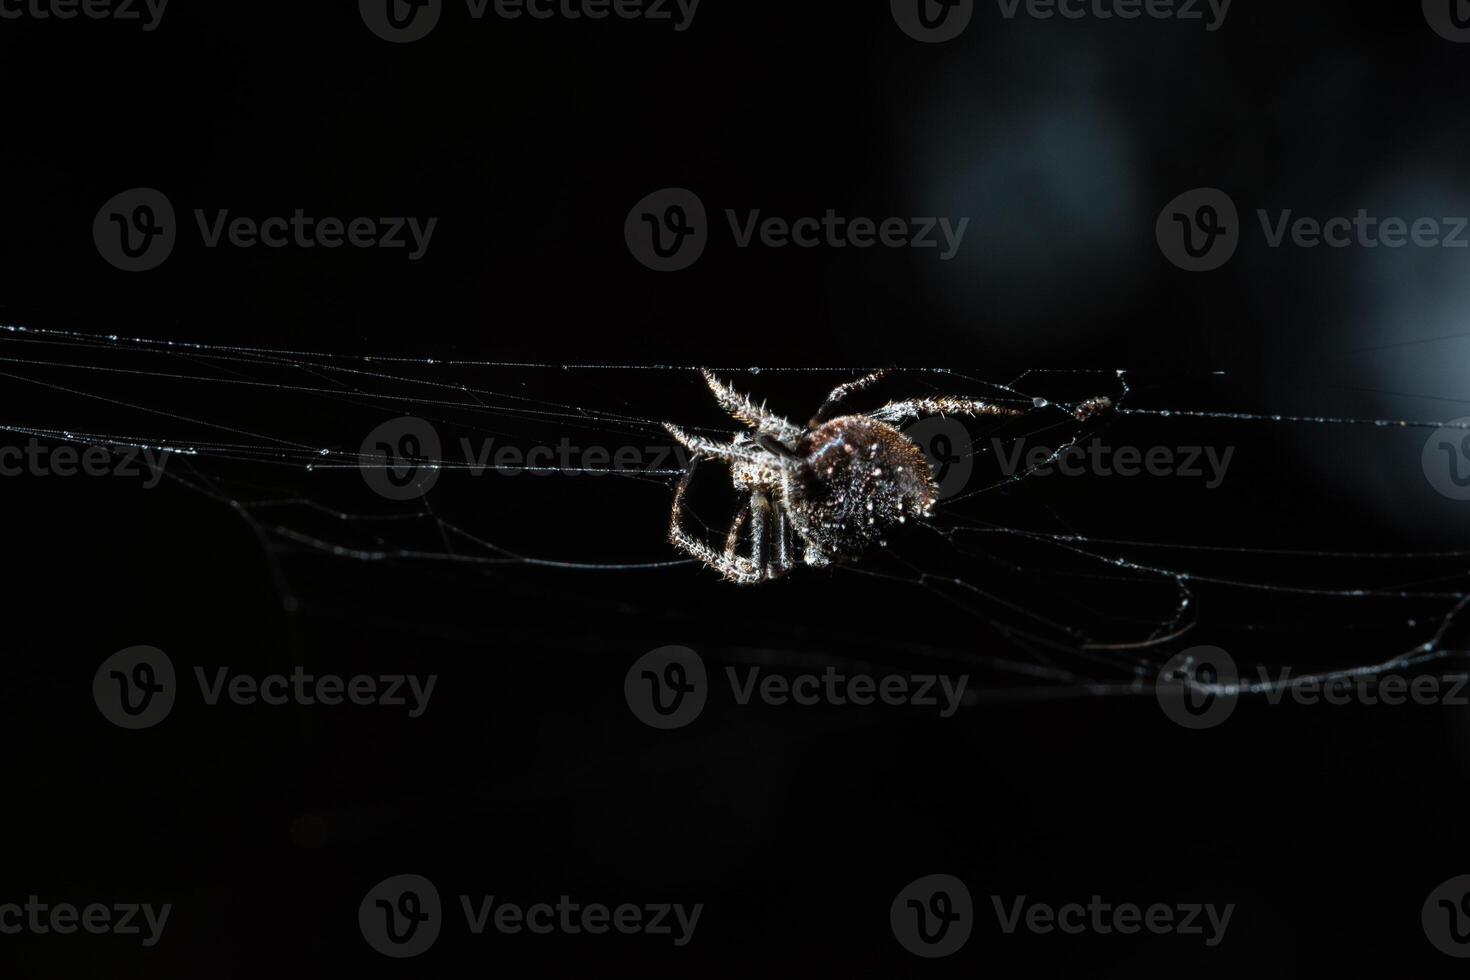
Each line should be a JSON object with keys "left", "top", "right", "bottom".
{"left": 668, "top": 461, "right": 764, "bottom": 584}
{"left": 868, "top": 396, "right": 1026, "bottom": 426}
{"left": 700, "top": 369, "right": 803, "bottom": 444}
{"left": 808, "top": 369, "right": 889, "bottom": 427}
{"left": 664, "top": 423, "right": 768, "bottom": 466}
{"left": 771, "top": 504, "right": 793, "bottom": 575}
{"left": 725, "top": 503, "right": 750, "bottom": 555}
{"left": 748, "top": 492, "right": 770, "bottom": 571}
{"left": 719, "top": 493, "right": 786, "bottom": 582}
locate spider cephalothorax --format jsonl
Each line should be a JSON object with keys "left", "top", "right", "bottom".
{"left": 664, "top": 369, "right": 1106, "bottom": 584}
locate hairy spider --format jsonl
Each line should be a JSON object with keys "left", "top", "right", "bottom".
{"left": 665, "top": 369, "right": 1111, "bottom": 584}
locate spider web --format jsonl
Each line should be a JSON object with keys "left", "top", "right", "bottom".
{"left": 5, "top": 321, "right": 1470, "bottom": 705}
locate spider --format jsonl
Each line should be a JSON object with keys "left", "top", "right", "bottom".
{"left": 665, "top": 369, "right": 1111, "bottom": 584}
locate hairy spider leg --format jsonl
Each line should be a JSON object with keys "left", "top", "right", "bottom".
{"left": 728, "top": 496, "right": 782, "bottom": 580}
{"left": 808, "top": 369, "right": 890, "bottom": 427}
{"left": 749, "top": 492, "right": 771, "bottom": 570}
{"left": 771, "top": 505, "right": 793, "bottom": 574}
{"left": 868, "top": 396, "right": 1026, "bottom": 426}
{"left": 725, "top": 503, "right": 750, "bottom": 555}
{"left": 664, "top": 424, "right": 795, "bottom": 582}
{"left": 700, "top": 369, "right": 803, "bottom": 443}
{"left": 663, "top": 423, "right": 769, "bottom": 466}
{"left": 668, "top": 460, "right": 765, "bottom": 584}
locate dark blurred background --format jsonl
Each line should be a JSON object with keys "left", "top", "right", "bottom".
{"left": 4, "top": 1, "right": 1470, "bottom": 975}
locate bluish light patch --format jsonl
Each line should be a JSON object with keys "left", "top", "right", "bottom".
{"left": 1320, "top": 165, "right": 1470, "bottom": 532}
{"left": 913, "top": 91, "right": 1143, "bottom": 336}
{"left": 1349, "top": 177, "right": 1470, "bottom": 403}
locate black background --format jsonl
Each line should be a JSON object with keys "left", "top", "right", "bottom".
{"left": 5, "top": 0, "right": 1470, "bottom": 975}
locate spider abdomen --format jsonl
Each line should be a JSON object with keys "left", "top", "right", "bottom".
{"left": 791, "top": 415, "right": 938, "bottom": 560}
